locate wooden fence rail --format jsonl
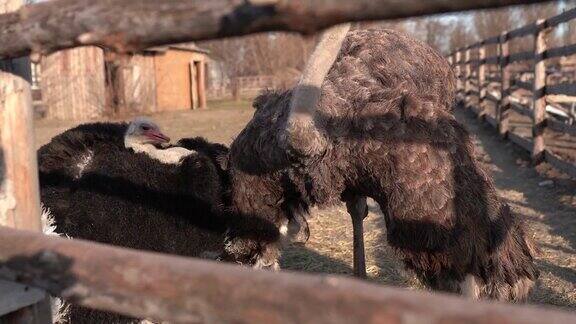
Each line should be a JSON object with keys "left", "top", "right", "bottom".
{"left": 1, "top": 226, "right": 576, "bottom": 324}
{"left": 0, "top": 0, "right": 554, "bottom": 60}
{"left": 449, "top": 7, "right": 576, "bottom": 178}
{"left": 0, "top": 0, "right": 573, "bottom": 322}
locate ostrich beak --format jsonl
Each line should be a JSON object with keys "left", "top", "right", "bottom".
{"left": 145, "top": 130, "right": 170, "bottom": 143}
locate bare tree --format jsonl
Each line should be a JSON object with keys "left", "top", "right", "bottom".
{"left": 200, "top": 33, "right": 315, "bottom": 93}
{"left": 473, "top": 7, "right": 515, "bottom": 41}
{"left": 449, "top": 20, "right": 473, "bottom": 51}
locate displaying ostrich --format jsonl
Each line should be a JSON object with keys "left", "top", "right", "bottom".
{"left": 223, "top": 25, "right": 538, "bottom": 301}
{"left": 38, "top": 118, "right": 278, "bottom": 323}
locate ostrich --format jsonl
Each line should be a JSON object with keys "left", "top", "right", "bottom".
{"left": 38, "top": 119, "right": 278, "bottom": 323}
{"left": 124, "top": 116, "right": 196, "bottom": 164}
{"left": 223, "top": 25, "right": 538, "bottom": 301}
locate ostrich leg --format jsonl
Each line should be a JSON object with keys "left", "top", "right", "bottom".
{"left": 345, "top": 196, "right": 368, "bottom": 278}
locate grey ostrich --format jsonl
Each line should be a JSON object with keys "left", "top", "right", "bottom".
{"left": 223, "top": 25, "right": 538, "bottom": 301}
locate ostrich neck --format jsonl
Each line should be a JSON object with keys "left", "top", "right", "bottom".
{"left": 124, "top": 137, "right": 154, "bottom": 154}
{"left": 125, "top": 137, "right": 194, "bottom": 165}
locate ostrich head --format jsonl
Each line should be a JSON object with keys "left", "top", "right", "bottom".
{"left": 124, "top": 117, "right": 170, "bottom": 149}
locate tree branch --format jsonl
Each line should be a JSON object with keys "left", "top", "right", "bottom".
{"left": 0, "top": 0, "right": 553, "bottom": 59}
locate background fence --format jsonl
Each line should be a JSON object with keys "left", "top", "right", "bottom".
{"left": 449, "top": 7, "right": 576, "bottom": 178}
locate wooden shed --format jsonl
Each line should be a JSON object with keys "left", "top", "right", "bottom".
{"left": 38, "top": 43, "right": 209, "bottom": 120}
{"left": 150, "top": 44, "right": 209, "bottom": 111}
{"left": 41, "top": 47, "right": 107, "bottom": 120}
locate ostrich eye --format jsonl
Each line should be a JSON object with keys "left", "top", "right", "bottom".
{"left": 141, "top": 125, "right": 151, "bottom": 131}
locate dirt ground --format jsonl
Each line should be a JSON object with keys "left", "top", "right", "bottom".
{"left": 34, "top": 100, "right": 576, "bottom": 311}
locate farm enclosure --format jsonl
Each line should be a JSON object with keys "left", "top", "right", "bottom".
{"left": 34, "top": 101, "right": 576, "bottom": 309}
{"left": 2, "top": 0, "right": 576, "bottom": 322}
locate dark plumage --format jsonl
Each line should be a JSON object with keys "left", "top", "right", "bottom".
{"left": 38, "top": 121, "right": 277, "bottom": 322}
{"left": 224, "top": 29, "right": 538, "bottom": 301}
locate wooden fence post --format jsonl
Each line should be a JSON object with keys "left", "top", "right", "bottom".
{"left": 0, "top": 71, "right": 51, "bottom": 323}
{"left": 532, "top": 19, "right": 548, "bottom": 163}
{"left": 477, "top": 43, "right": 487, "bottom": 119}
{"left": 498, "top": 32, "right": 511, "bottom": 138}
{"left": 464, "top": 48, "right": 472, "bottom": 108}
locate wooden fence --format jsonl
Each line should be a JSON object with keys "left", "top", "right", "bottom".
{"left": 2, "top": 0, "right": 576, "bottom": 323}
{"left": 449, "top": 8, "right": 576, "bottom": 178}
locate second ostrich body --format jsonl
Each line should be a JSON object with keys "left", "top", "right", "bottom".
{"left": 225, "top": 28, "right": 538, "bottom": 301}
{"left": 39, "top": 120, "right": 277, "bottom": 322}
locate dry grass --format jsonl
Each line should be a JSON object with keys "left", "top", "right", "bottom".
{"left": 34, "top": 100, "right": 576, "bottom": 311}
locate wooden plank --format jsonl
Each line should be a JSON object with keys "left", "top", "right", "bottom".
{"left": 1, "top": 297, "right": 52, "bottom": 324}
{"left": 0, "top": 0, "right": 555, "bottom": 60}
{"left": 545, "top": 43, "right": 576, "bottom": 60}
{"left": 513, "top": 80, "right": 533, "bottom": 90}
{"left": 486, "top": 114, "right": 498, "bottom": 128}
{"left": 0, "top": 0, "right": 31, "bottom": 82}
{"left": 486, "top": 93, "right": 500, "bottom": 103}
{"left": 509, "top": 50, "right": 533, "bottom": 63}
{"left": 533, "top": 20, "right": 547, "bottom": 162}
{"left": 486, "top": 75, "right": 501, "bottom": 83}
{"left": 484, "top": 36, "right": 501, "bottom": 45}
{"left": 499, "top": 33, "right": 510, "bottom": 137}
{"left": 546, "top": 7, "right": 576, "bottom": 29}
{"left": 464, "top": 48, "right": 472, "bottom": 107}
{"left": 547, "top": 118, "right": 576, "bottom": 136}
{"left": 0, "top": 72, "right": 41, "bottom": 230}
{"left": 510, "top": 101, "right": 532, "bottom": 117}
{"left": 546, "top": 83, "right": 576, "bottom": 96}
{"left": 478, "top": 45, "right": 486, "bottom": 118}
{"left": 485, "top": 56, "right": 500, "bottom": 64}
{"left": 0, "top": 280, "right": 45, "bottom": 316}
{"left": 547, "top": 94, "right": 576, "bottom": 104}
{"left": 189, "top": 61, "right": 199, "bottom": 110}
{"left": 470, "top": 104, "right": 481, "bottom": 115}
{"left": 198, "top": 61, "right": 207, "bottom": 109}
{"left": 42, "top": 47, "right": 107, "bottom": 120}
{"left": 0, "top": 72, "right": 50, "bottom": 321}
{"left": 506, "top": 22, "right": 539, "bottom": 40}
{"left": 1, "top": 227, "right": 576, "bottom": 324}
{"left": 0, "top": 2, "right": 51, "bottom": 320}
{"left": 455, "top": 51, "right": 463, "bottom": 95}
{"left": 508, "top": 132, "right": 533, "bottom": 152}
{"left": 545, "top": 150, "right": 576, "bottom": 178}
{"left": 466, "top": 42, "right": 482, "bottom": 50}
